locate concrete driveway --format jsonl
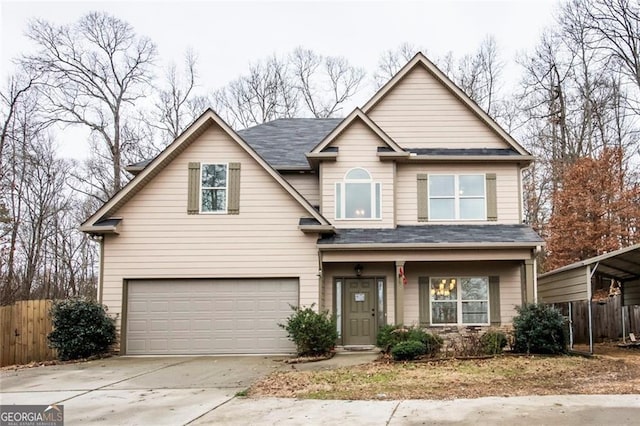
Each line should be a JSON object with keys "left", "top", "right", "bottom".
{"left": 0, "top": 355, "right": 285, "bottom": 425}
{"left": 2, "top": 354, "right": 639, "bottom": 425}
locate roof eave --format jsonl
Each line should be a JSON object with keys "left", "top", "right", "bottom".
{"left": 124, "top": 165, "right": 145, "bottom": 176}
{"left": 306, "top": 152, "right": 338, "bottom": 160}
{"left": 79, "top": 225, "right": 119, "bottom": 235}
{"left": 401, "top": 155, "right": 535, "bottom": 163}
{"left": 377, "top": 152, "right": 411, "bottom": 160}
{"left": 298, "top": 225, "right": 336, "bottom": 234}
{"left": 318, "top": 241, "right": 543, "bottom": 251}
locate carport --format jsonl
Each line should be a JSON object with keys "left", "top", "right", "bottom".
{"left": 537, "top": 243, "right": 640, "bottom": 354}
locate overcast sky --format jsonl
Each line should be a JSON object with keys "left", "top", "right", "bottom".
{"left": 1, "top": 0, "right": 559, "bottom": 158}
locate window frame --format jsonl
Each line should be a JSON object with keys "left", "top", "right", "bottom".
{"left": 199, "top": 162, "right": 229, "bottom": 214}
{"left": 428, "top": 276, "right": 490, "bottom": 326}
{"left": 335, "top": 167, "right": 382, "bottom": 220}
{"left": 427, "top": 174, "right": 486, "bottom": 221}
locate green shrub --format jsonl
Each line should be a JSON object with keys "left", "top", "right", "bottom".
{"left": 421, "top": 332, "right": 444, "bottom": 356}
{"left": 377, "top": 324, "right": 442, "bottom": 357}
{"left": 279, "top": 304, "right": 337, "bottom": 357}
{"left": 480, "top": 329, "right": 508, "bottom": 355}
{"left": 48, "top": 298, "right": 116, "bottom": 361}
{"left": 512, "top": 303, "right": 567, "bottom": 354}
{"left": 391, "top": 340, "right": 426, "bottom": 361}
{"left": 376, "top": 324, "right": 405, "bottom": 353}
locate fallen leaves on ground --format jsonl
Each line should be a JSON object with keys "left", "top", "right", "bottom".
{"left": 249, "top": 349, "right": 640, "bottom": 400}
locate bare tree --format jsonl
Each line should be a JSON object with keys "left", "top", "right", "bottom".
{"left": 22, "top": 12, "right": 157, "bottom": 198}
{"left": 373, "top": 42, "right": 423, "bottom": 88}
{"left": 213, "top": 55, "right": 298, "bottom": 129}
{"left": 151, "top": 50, "right": 209, "bottom": 142}
{"left": 451, "top": 36, "right": 504, "bottom": 116}
{"left": 581, "top": 0, "right": 640, "bottom": 93}
{"left": 291, "top": 48, "right": 365, "bottom": 118}
{"left": 1, "top": 79, "right": 47, "bottom": 304}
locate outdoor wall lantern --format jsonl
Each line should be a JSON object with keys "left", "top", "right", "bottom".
{"left": 355, "top": 264, "right": 363, "bottom": 277}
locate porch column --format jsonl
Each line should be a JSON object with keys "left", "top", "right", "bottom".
{"left": 523, "top": 259, "right": 535, "bottom": 303}
{"left": 395, "top": 261, "right": 405, "bottom": 324}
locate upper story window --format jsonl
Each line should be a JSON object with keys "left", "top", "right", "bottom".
{"left": 201, "top": 163, "right": 228, "bottom": 213}
{"left": 429, "top": 174, "right": 485, "bottom": 220}
{"left": 335, "top": 168, "right": 382, "bottom": 220}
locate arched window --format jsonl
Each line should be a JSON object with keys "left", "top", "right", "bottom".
{"left": 335, "top": 168, "right": 382, "bottom": 219}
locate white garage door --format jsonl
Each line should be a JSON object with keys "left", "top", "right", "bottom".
{"left": 126, "top": 279, "right": 298, "bottom": 355}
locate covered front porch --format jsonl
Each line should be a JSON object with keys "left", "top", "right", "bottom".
{"left": 319, "top": 252, "right": 538, "bottom": 346}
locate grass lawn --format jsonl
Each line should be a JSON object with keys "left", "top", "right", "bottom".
{"left": 249, "top": 351, "right": 640, "bottom": 400}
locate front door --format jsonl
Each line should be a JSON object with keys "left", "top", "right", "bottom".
{"left": 344, "top": 278, "right": 376, "bottom": 345}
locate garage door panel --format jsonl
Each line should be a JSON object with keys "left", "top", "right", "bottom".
{"left": 126, "top": 279, "right": 298, "bottom": 354}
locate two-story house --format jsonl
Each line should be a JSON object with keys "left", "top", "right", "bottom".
{"left": 81, "top": 53, "right": 543, "bottom": 354}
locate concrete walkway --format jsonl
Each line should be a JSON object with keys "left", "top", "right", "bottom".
{"left": 193, "top": 394, "right": 640, "bottom": 425}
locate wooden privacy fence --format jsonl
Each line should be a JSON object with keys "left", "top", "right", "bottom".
{"left": 0, "top": 300, "right": 57, "bottom": 367}
{"left": 560, "top": 296, "right": 640, "bottom": 344}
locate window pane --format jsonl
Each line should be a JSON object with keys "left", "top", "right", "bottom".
{"left": 432, "top": 302, "right": 457, "bottom": 324}
{"left": 346, "top": 168, "right": 371, "bottom": 180}
{"left": 459, "top": 175, "right": 484, "bottom": 196}
{"left": 429, "top": 175, "right": 454, "bottom": 196}
{"left": 345, "top": 182, "right": 371, "bottom": 218}
{"left": 377, "top": 279, "right": 385, "bottom": 329}
{"left": 202, "top": 164, "right": 227, "bottom": 187}
{"left": 460, "top": 198, "right": 485, "bottom": 220}
{"left": 462, "top": 301, "right": 488, "bottom": 324}
{"left": 374, "top": 183, "right": 381, "bottom": 219}
{"left": 201, "top": 189, "right": 226, "bottom": 212}
{"left": 335, "top": 280, "right": 342, "bottom": 338}
{"left": 430, "top": 199, "right": 455, "bottom": 220}
{"left": 461, "top": 278, "right": 488, "bottom": 300}
{"left": 335, "top": 183, "right": 342, "bottom": 219}
{"left": 430, "top": 278, "right": 457, "bottom": 300}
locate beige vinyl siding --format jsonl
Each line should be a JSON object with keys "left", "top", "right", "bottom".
{"left": 283, "top": 173, "right": 320, "bottom": 206}
{"left": 623, "top": 280, "right": 640, "bottom": 306}
{"left": 404, "top": 261, "right": 523, "bottom": 326}
{"left": 367, "top": 65, "right": 511, "bottom": 149}
{"left": 102, "top": 125, "right": 320, "bottom": 334}
{"left": 538, "top": 267, "right": 590, "bottom": 304}
{"left": 320, "top": 119, "right": 395, "bottom": 228}
{"left": 396, "top": 163, "right": 522, "bottom": 224}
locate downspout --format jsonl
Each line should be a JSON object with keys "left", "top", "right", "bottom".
{"left": 568, "top": 302, "right": 574, "bottom": 350}
{"left": 533, "top": 246, "right": 541, "bottom": 303}
{"left": 587, "top": 262, "right": 600, "bottom": 354}
{"left": 99, "top": 236, "right": 104, "bottom": 304}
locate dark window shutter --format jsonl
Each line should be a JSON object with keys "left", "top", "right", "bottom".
{"left": 227, "top": 162, "right": 241, "bottom": 215}
{"left": 489, "top": 275, "right": 501, "bottom": 326}
{"left": 417, "top": 174, "right": 429, "bottom": 222}
{"left": 486, "top": 173, "right": 497, "bottom": 221}
{"left": 187, "top": 162, "right": 201, "bottom": 215}
{"left": 419, "top": 276, "right": 430, "bottom": 325}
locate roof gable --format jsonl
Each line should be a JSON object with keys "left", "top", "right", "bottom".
{"left": 309, "top": 108, "right": 405, "bottom": 154}
{"left": 81, "top": 109, "right": 331, "bottom": 231}
{"left": 362, "top": 52, "right": 530, "bottom": 156}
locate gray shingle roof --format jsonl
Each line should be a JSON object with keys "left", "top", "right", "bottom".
{"left": 238, "top": 118, "right": 342, "bottom": 169}
{"left": 318, "top": 225, "right": 543, "bottom": 246}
